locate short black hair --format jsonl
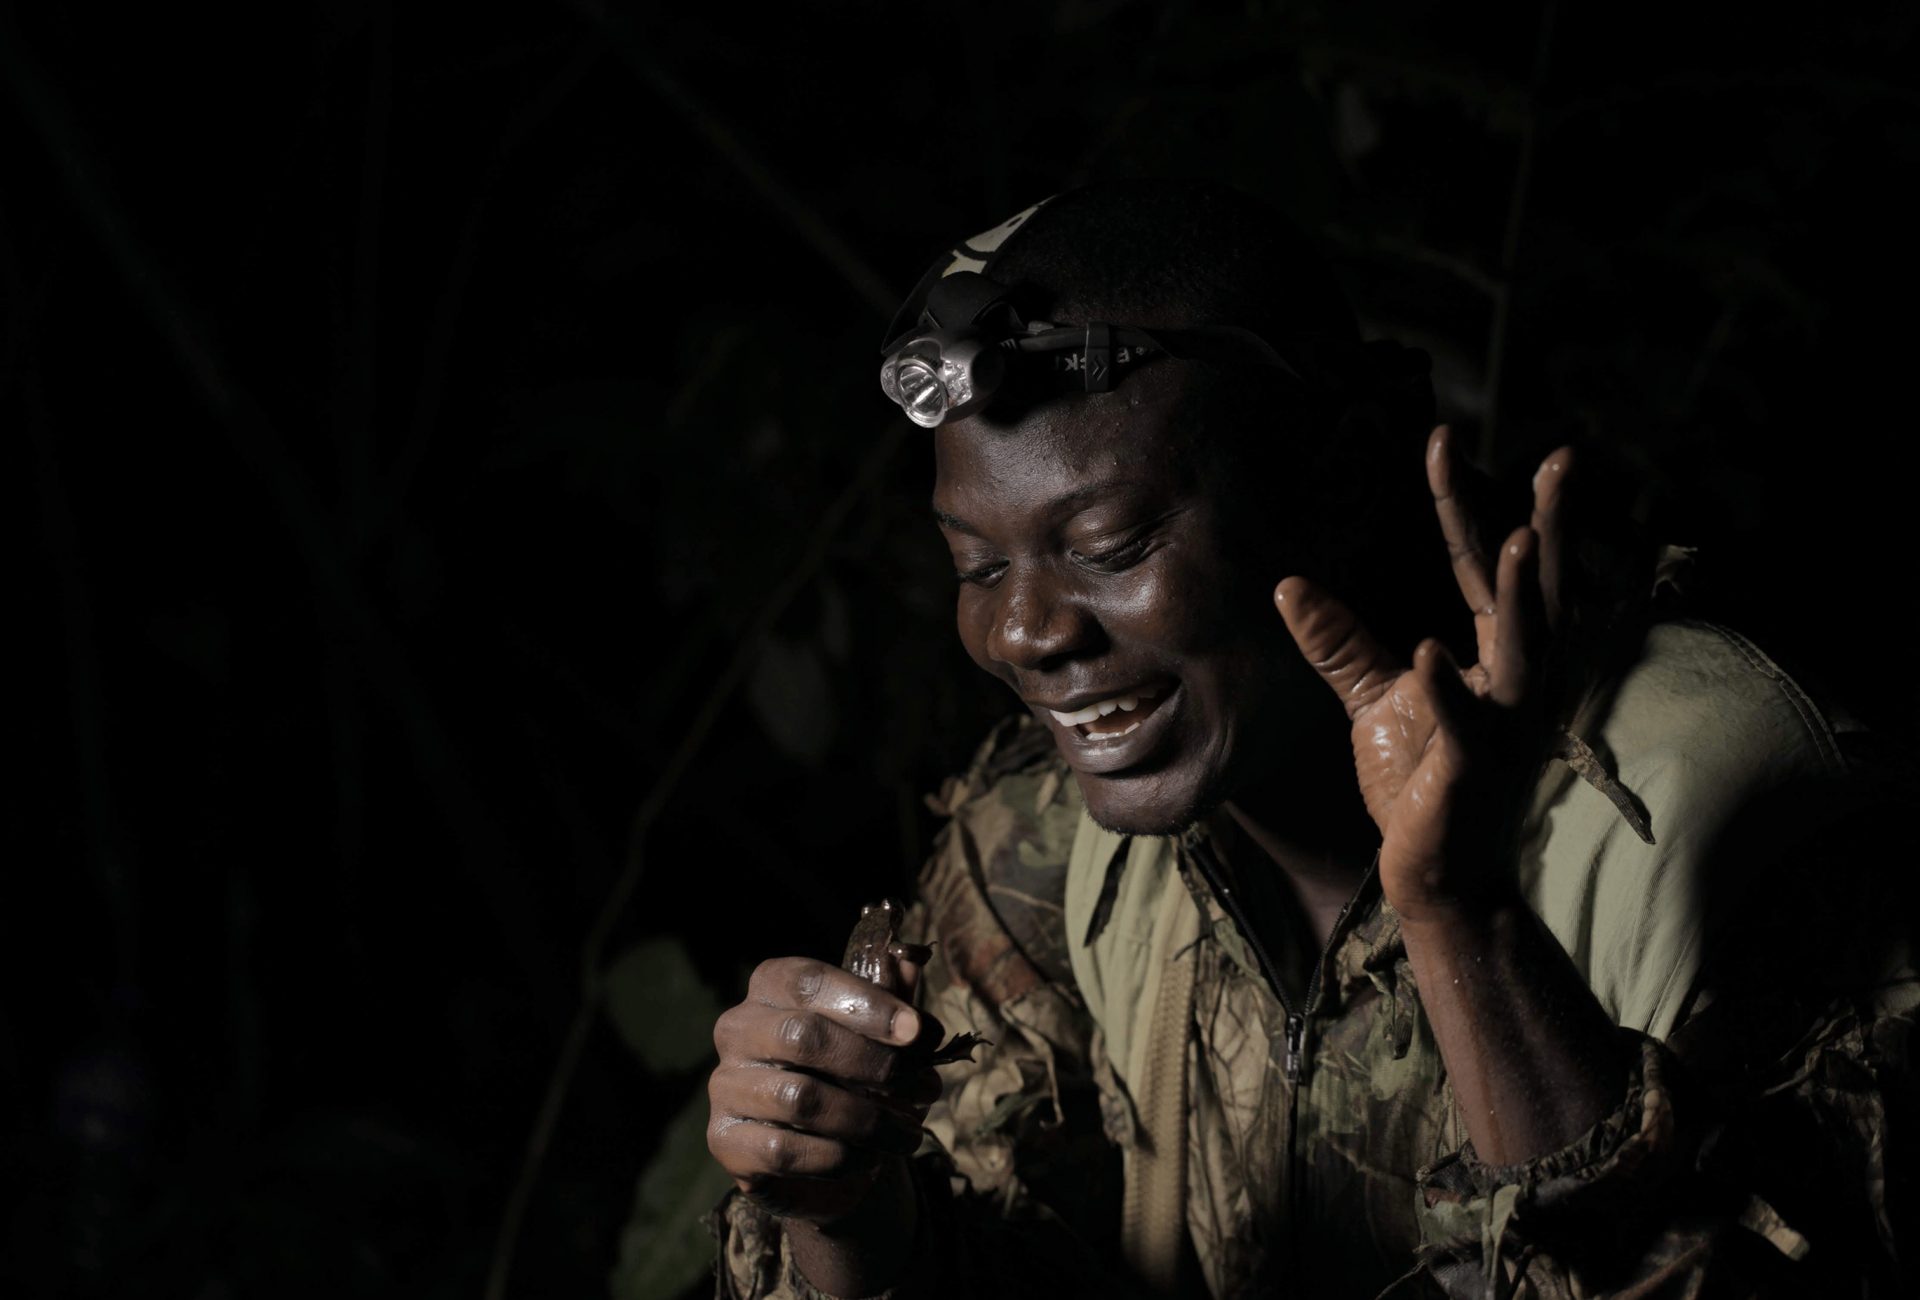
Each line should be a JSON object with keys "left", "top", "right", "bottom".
{"left": 988, "top": 178, "right": 1361, "bottom": 350}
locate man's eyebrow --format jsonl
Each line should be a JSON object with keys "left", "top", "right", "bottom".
{"left": 933, "top": 479, "right": 1153, "bottom": 537}
{"left": 1050, "top": 478, "right": 1151, "bottom": 513}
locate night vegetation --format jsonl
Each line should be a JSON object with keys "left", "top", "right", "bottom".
{"left": 8, "top": 2, "right": 1916, "bottom": 1296}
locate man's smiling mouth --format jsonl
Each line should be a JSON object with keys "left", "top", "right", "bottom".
{"left": 1028, "top": 680, "right": 1182, "bottom": 777}
{"left": 1037, "top": 684, "right": 1171, "bottom": 739}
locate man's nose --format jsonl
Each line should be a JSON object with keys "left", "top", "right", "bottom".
{"left": 984, "top": 566, "right": 1098, "bottom": 671}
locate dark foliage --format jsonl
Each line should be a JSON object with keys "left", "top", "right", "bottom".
{"left": 6, "top": 1, "right": 1916, "bottom": 1297}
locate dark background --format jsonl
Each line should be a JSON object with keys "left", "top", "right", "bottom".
{"left": 7, "top": 2, "right": 1917, "bottom": 1297}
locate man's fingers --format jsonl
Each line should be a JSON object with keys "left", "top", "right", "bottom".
{"left": 1274, "top": 576, "right": 1402, "bottom": 721}
{"left": 715, "top": 1002, "right": 922, "bottom": 1088}
{"left": 1529, "top": 446, "right": 1574, "bottom": 629}
{"left": 714, "top": 1067, "right": 927, "bottom": 1157}
{"left": 708, "top": 1114, "right": 882, "bottom": 1184}
{"left": 1490, "top": 527, "right": 1544, "bottom": 709}
{"left": 745, "top": 957, "right": 940, "bottom": 1048}
{"left": 1427, "top": 425, "right": 1497, "bottom": 617}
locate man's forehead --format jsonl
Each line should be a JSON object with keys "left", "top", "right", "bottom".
{"left": 932, "top": 363, "right": 1200, "bottom": 495}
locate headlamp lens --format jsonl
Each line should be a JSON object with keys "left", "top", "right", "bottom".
{"left": 893, "top": 357, "right": 949, "bottom": 428}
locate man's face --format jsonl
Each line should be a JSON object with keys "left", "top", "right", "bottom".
{"left": 931, "top": 367, "right": 1329, "bottom": 835}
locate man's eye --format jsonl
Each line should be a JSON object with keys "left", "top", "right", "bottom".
{"left": 1072, "top": 535, "right": 1152, "bottom": 572}
{"left": 955, "top": 559, "right": 1008, "bottom": 586}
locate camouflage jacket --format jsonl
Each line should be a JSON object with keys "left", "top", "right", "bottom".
{"left": 712, "top": 621, "right": 1918, "bottom": 1298}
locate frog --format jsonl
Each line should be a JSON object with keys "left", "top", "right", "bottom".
{"left": 842, "top": 899, "right": 985, "bottom": 1065}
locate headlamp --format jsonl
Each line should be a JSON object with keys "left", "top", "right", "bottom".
{"left": 878, "top": 273, "right": 1305, "bottom": 428}
{"left": 879, "top": 333, "right": 1006, "bottom": 428}
{"left": 878, "top": 195, "right": 1425, "bottom": 432}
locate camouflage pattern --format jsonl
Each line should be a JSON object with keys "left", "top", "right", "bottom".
{"left": 712, "top": 714, "right": 1917, "bottom": 1298}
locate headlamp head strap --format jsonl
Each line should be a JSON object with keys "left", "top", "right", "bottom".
{"left": 879, "top": 198, "right": 1055, "bottom": 350}
{"left": 880, "top": 267, "right": 1310, "bottom": 427}
{"left": 878, "top": 197, "right": 1344, "bottom": 428}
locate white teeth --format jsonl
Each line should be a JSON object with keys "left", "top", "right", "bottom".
{"left": 1046, "top": 686, "right": 1163, "bottom": 728}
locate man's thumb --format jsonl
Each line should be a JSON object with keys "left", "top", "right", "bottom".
{"left": 1274, "top": 576, "right": 1401, "bottom": 720}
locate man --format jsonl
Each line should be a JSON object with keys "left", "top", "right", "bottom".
{"left": 704, "top": 180, "right": 1915, "bottom": 1297}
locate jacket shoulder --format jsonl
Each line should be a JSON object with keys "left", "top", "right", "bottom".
{"left": 1597, "top": 619, "right": 1845, "bottom": 783}
{"left": 908, "top": 717, "right": 1117, "bottom": 1232}
{"left": 930, "top": 712, "right": 1075, "bottom": 814}
{"left": 1524, "top": 619, "right": 1857, "bottom": 1036}
{"left": 921, "top": 713, "right": 1081, "bottom": 992}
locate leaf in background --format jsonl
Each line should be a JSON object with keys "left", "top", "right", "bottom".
{"left": 748, "top": 635, "right": 836, "bottom": 765}
{"left": 608, "top": 1085, "right": 735, "bottom": 1300}
{"left": 605, "top": 937, "right": 726, "bottom": 1074}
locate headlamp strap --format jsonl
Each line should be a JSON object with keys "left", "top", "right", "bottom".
{"left": 922, "top": 271, "right": 1018, "bottom": 334}
{"left": 879, "top": 198, "right": 1056, "bottom": 352}
{"left": 1082, "top": 324, "right": 1113, "bottom": 392}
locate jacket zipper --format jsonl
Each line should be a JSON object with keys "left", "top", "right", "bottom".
{"left": 1185, "top": 834, "right": 1379, "bottom": 1280}
{"left": 1185, "top": 836, "right": 1379, "bottom": 1082}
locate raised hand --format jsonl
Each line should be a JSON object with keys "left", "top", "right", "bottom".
{"left": 1274, "top": 425, "right": 1574, "bottom": 921}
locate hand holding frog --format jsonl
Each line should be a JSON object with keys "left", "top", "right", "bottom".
{"left": 707, "top": 903, "right": 946, "bottom": 1225}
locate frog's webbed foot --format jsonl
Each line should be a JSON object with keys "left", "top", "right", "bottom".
{"left": 928, "top": 1031, "right": 988, "bottom": 1065}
